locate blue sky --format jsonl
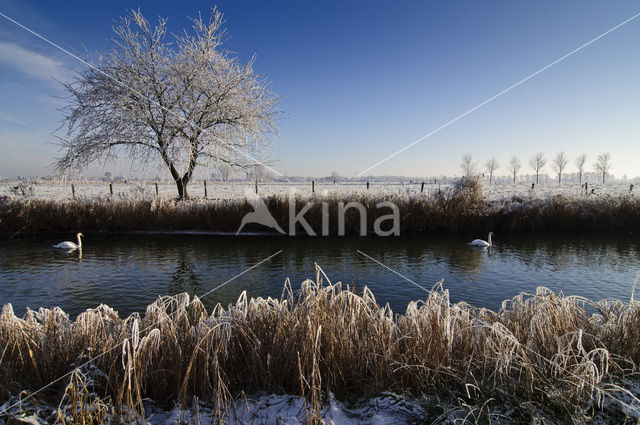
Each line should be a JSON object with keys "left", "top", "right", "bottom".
{"left": 1, "top": 0, "right": 639, "bottom": 179}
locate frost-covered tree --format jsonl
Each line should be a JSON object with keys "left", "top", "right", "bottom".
{"left": 529, "top": 152, "right": 546, "bottom": 184}
{"left": 218, "top": 163, "right": 233, "bottom": 182}
{"left": 56, "top": 9, "right": 280, "bottom": 199}
{"left": 485, "top": 157, "right": 499, "bottom": 184}
{"left": 252, "top": 164, "right": 268, "bottom": 182}
{"left": 552, "top": 151, "right": 568, "bottom": 183}
{"left": 593, "top": 153, "right": 611, "bottom": 183}
{"left": 508, "top": 156, "right": 521, "bottom": 183}
{"left": 575, "top": 154, "right": 586, "bottom": 184}
{"left": 460, "top": 153, "right": 478, "bottom": 178}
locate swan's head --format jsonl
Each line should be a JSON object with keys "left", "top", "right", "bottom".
{"left": 77, "top": 232, "right": 84, "bottom": 238}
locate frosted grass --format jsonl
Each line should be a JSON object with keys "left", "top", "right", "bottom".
{"left": 1, "top": 179, "right": 636, "bottom": 201}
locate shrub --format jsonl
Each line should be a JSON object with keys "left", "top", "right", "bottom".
{"left": 9, "top": 181, "right": 35, "bottom": 198}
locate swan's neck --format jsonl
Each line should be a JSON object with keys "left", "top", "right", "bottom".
{"left": 488, "top": 233, "right": 492, "bottom": 246}
{"left": 77, "top": 234, "right": 82, "bottom": 248}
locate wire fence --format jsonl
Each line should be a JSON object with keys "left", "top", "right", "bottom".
{"left": 0, "top": 179, "right": 636, "bottom": 202}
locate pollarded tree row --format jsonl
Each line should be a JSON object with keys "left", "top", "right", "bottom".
{"left": 460, "top": 152, "right": 612, "bottom": 184}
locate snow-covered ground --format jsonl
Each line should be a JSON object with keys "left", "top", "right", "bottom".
{"left": 146, "top": 393, "right": 429, "bottom": 425}
{"left": 0, "top": 393, "right": 434, "bottom": 424}
{"left": 4, "top": 386, "right": 639, "bottom": 425}
{"left": 1, "top": 179, "right": 637, "bottom": 201}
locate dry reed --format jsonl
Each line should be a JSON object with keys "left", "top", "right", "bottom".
{"left": 1, "top": 182, "right": 639, "bottom": 234}
{"left": 1, "top": 266, "right": 639, "bottom": 423}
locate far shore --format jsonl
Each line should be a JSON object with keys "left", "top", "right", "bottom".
{"left": 1, "top": 183, "right": 639, "bottom": 235}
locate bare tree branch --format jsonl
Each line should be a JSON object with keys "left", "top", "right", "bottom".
{"left": 460, "top": 153, "right": 478, "bottom": 178}
{"left": 485, "top": 157, "right": 499, "bottom": 184}
{"left": 509, "top": 156, "right": 521, "bottom": 184}
{"left": 575, "top": 154, "right": 587, "bottom": 184}
{"left": 552, "top": 151, "right": 568, "bottom": 184}
{"left": 529, "top": 152, "right": 546, "bottom": 184}
{"left": 593, "top": 153, "right": 611, "bottom": 184}
{"left": 56, "top": 7, "right": 281, "bottom": 199}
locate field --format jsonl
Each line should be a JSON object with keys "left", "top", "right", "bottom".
{"left": 1, "top": 178, "right": 637, "bottom": 202}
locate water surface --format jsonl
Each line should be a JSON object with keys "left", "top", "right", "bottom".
{"left": 1, "top": 232, "right": 638, "bottom": 318}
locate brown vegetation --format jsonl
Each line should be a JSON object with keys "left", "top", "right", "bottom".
{"left": 1, "top": 178, "right": 639, "bottom": 235}
{"left": 1, "top": 267, "right": 639, "bottom": 423}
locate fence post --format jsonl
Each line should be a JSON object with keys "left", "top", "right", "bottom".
{"left": 312, "top": 180, "right": 315, "bottom": 193}
{"left": 203, "top": 180, "right": 207, "bottom": 198}
{"left": 421, "top": 182, "right": 425, "bottom": 193}
{"left": 71, "top": 184, "right": 75, "bottom": 198}
{"left": 155, "top": 182, "right": 159, "bottom": 197}
{"left": 366, "top": 181, "right": 370, "bottom": 190}
{"left": 255, "top": 180, "right": 258, "bottom": 194}
{"left": 109, "top": 182, "right": 113, "bottom": 195}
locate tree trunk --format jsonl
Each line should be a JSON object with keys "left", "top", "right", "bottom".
{"left": 602, "top": 173, "right": 605, "bottom": 184}
{"left": 536, "top": 173, "right": 539, "bottom": 184}
{"left": 175, "top": 177, "right": 190, "bottom": 200}
{"left": 558, "top": 173, "right": 561, "bottom": 184}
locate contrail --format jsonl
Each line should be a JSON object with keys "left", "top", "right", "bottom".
{"left": 357, "top": 11, "right": 640, "bottom": 176}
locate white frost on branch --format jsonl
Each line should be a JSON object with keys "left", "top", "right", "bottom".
{"left": 56, "top": 8, "right": 280, "bottom": 199}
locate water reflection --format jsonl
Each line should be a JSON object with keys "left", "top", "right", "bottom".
{"left": 0, "top": 233, "right": 638, "bottom": 318}
{"left": 168, "top": 248, "right": 203, "bottom": 295}
{"left": 446, "top": 244, "right": 488, "bottom": 277}
{"left": 51, "top": 247, "right": 83, "bottom": 260}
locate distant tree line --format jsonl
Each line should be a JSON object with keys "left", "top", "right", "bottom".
{"left": 461, "top": 152, "right": 613, "bottom": 184}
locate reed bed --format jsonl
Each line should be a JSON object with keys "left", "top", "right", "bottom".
{"left": 1, "top": 180, "right": 639, "bottom": 234}
{"left": 1, "top": 267, "right": 639, "bottom": 423}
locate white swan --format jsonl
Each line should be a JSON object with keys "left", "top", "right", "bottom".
{"left": 53, "top": 233, "right": 84, "bottom": 249}
{"left": 469, "top": 232, "right": 493, "bottom": 247}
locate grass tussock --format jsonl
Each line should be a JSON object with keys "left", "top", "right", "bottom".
{"left": 1, "top": 180, "right": 640, "bottom": 234}
{"left": 1, "top": 267, "right": 640, "bottom": 423}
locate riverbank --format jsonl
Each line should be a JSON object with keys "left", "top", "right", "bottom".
{"left": 2, "top": 185, "right": 639, "bottom": 235}
{"left": 1, "top": 269, "right": 639, "bottom": 423}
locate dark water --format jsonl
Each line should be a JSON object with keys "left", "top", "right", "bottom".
{"left": 1, "top": 232, "right": 639, "bottom": 318}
